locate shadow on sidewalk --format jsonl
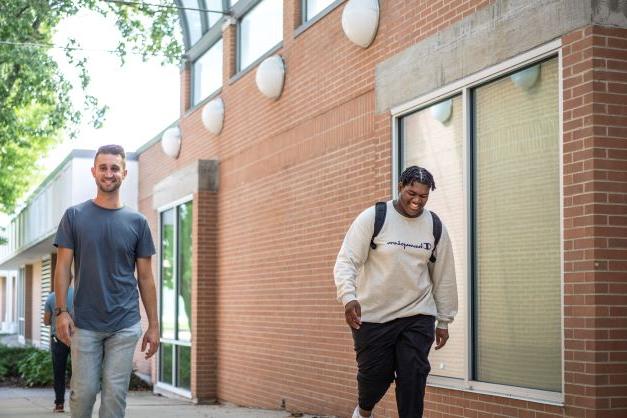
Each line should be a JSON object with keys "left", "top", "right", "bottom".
{"left": 0, "top": 386, "right": 330, "bottom": 418}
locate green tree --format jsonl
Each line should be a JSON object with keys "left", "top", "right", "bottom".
{"left": 0, "top": 0, "right": 181, "bottom": 216}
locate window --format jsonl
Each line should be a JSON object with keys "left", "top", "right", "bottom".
{"left": 180, "top": 0, "right": 226, "bottom": 49}
{"left": 398, "top": 57, "right": 561, "bottom": 394}
{"left": 239, "top": 0, "right": 283, "bottom": 71}
{"left": 181, "top": 0, "right": 203, "bottom": 46}
{"left": 192, "top": 39, "right": 223, "bottom": 106}
{"left": 401, "top": 95, "right": 466, "bottom": 379}
{"left": 205, "top": 0, "right": 224, "bottom": 27}
{"left": 304, "top": 0, "right": 336, "bottom": 22}
{"left": 159, "top": 201, "right": 193, "bottom": 391}
{"left": 473, "top": 58, "right": 561, "bottom": 392}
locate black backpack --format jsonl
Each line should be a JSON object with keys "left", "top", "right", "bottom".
{"left": 369, "top": 202, "right": 442, "bottom": 263}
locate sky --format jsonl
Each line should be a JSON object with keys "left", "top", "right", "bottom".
{"left": 0, "top": 9, "right": 181, "bottom": 225}
{"left": 47, "top": 9, "right": 180, "bottom": 162}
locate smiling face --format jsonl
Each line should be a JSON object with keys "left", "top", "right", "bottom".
{"left": 91, "top": 153, "right": 127, "bottom": 194}
{"left": 397, "top": 181, "right": 430, "bottom": 217}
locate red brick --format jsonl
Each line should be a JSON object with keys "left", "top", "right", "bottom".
{"left": 130, "top": 17, "right": 627, "bottom": 418}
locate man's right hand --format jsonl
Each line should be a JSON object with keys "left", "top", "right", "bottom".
{"left": 344, "top": 300, "right": 362, "bottom": 329}
{"left": 56, "top": 312, "right": 74, "bottom": 346}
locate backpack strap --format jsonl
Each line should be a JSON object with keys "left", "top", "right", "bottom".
{"left": 370, "top": 202, "right": 387, "bottom": 250}
{"left": 430, "top": 211, "right": 443, "bottom": 263}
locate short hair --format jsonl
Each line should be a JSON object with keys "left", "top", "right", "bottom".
{"left": 94, "top": 144, "right": 126, "bottom": 166}
{"left": 399, "top": 166, "right": 436, "bottom": 191}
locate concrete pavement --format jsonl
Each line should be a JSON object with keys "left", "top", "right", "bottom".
{"left": 0, "top": 387, "right": 326, "bottom": 418}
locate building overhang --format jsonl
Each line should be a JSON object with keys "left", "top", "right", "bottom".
{"left": 0, "top": 233, "right": 55, "bottom": 270}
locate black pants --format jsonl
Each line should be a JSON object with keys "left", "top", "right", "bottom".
{"left": 51, "top": 336, "right": 71, "bottom": 405}
{"left": 352, "top": 314, "right": 435, "bottom": 418}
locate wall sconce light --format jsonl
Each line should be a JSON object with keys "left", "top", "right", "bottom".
{"left": 161, "top": 127, "right": 181, "bottom": 158}
{"left": 341, "top": 0, "right": 380, "bottom": 48}
{"left": 511, "top": 65, "right": 540, "bottom": 90}
{"left": 430, "top": 99, "right": 453, "bottom": 124}
{"left": 202, "top": 97, "right": 224, "bottom": 135}
{"left": 256, "top": 55, "right": 285, "bottom": 100}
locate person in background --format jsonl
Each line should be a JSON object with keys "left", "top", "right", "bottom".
{"left": 43, "top": 287, "right": 74, "bottom": 413}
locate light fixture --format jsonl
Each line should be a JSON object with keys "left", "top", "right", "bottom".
{"left": 202, "top": 97, "right": 224, "bottom": 135}
{"left": 341, "top": 0, "right": 380, "bottom": 48}
{"left": 430, "top": 99, "right": 453, "bottom": 124}
{"left": 161, "top": 127, "right": 181, "bottom": 158}
{"left": 255, "top": 55, "right": 285, "bottom": 100}
{"left": 511, "top": 65, "right": 540, "bottom": 90}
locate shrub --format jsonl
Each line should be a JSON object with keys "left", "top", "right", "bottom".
{"left": 128, "top": 371, "right": 152, "bottom": 391}
{"left": 0, "top": 344, "right": 40, "bottom": 381}
{"left": 1, "top": 343, "right": 144, "bottom": 389}
{"left": 17, "top": 348, "right": 54, "bottom": 387}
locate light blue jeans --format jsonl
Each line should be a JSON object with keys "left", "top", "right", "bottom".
{"left": 70, "top": 322, "right": 142, "bottom": 418}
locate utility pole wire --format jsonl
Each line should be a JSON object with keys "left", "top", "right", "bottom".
{"left": 100, "top": 0, "right": 230, "bottom": 15}
{"left": 0, "top": 40, "right": 169, "bottom": 57}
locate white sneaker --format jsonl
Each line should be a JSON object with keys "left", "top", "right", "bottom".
{"left": 352, "top": 405, "right": 373, "bottom": 418}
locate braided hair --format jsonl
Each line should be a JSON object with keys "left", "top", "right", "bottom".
{"left": 399, "top": 166, "right": 436, "bottom": 191}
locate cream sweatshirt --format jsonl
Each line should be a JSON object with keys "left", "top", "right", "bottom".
{"left": 334, "top": 201, "right": 458, "bottom": 328}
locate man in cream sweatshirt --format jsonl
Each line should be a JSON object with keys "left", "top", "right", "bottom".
{"left": 334, "top": 166, "right": 458, "bottom": 418}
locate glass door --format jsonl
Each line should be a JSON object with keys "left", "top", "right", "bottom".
{"left": 159, "top": 201, "right": 193, "bottom": 391}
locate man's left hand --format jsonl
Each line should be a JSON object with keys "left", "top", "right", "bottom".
{"left": 141, "top": 326, "right": 160, "bottom": 359}
{"left": 434, "top": 328, "right": 449, "bottom": 350}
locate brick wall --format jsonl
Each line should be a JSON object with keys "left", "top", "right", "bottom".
{"left": 136, "top": 1, "right": 626, "bottom": 417}
{"left": 562, "top": 25, "right": 627, "bottom": 418}
{"left": 192, "top": 190, "right": 219, "bottom": 401}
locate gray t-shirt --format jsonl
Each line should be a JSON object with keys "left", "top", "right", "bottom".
{"left": 53, "top": 200, "right": 156, "bottom": 332}
{"left": 44, "top": 288, "right": 74, "bottom": 337}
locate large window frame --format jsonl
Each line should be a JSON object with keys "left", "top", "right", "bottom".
{"left": 391, "top": 40, "right": 564, "bottom": 405}
{"left": 191, "top": 37, "right": 224, "bottom": 107}
{"left": 156, "top": 195, "right": 194, "bottom": 398}
{"left": 184, "top": 0, "right": 285, "bottom": 107}
{"left": 177, "top": 0, "right": 229, "bottom": 50}
{"left": 236, "top": 0, "right": 283, "bottom": 73}
{"left": 295, "top": 0, "right": 343, "bottom": 38}
{"left": 181, "top": 1, "right": 230, "bottom": 110}
{"left": 301, "top": 0, "right": 341, "bottom": 23}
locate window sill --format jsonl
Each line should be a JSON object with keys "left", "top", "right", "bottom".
{"left": 229, "top": 42, "right": 283, "bottom": 85}
{"left": 427, "top": 375, "right": 564, "bottom": 406}
{"left": 294, "top": 0, "right": 345, "bottom": 39}
{"left": 154, "top": 382, "right": 192, "bottom": 400}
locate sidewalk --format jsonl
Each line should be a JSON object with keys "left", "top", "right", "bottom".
{"left": 0, "top": 387, "right": 324, "bottom": 418}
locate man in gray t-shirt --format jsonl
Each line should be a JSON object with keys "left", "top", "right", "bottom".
{"left": 54, "top": 145, "right": 159, "bottom": 418}
{"left": 54, "top": 200, "right": 155, "bottom": 332}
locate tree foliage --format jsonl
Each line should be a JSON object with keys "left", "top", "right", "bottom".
{"left": 0, "top": 0, "right": 181, "bottom": 214}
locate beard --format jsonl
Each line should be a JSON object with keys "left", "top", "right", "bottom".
{"left": 96, "top": 179, "right": 121, "bottom": 193}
